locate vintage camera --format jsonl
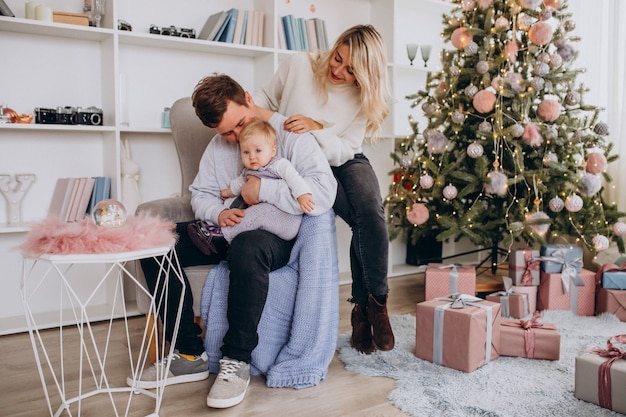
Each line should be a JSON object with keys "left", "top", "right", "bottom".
{"left": 118, "top": 19, "right": 132, "bottom": 31}
{"left": 75, "top": 106, "right": 103, "bottom": 126}
{"left": 178, "top": 27, "right": 196, "bottom": 38}
{"left": 34, "top": 107, "right": 58, "bottom": 124}
{"left": 56, "top": 106, "right": 76, "bottom": 125}
{"left": 149, "top": 24, "right": 195, "bottom": 39}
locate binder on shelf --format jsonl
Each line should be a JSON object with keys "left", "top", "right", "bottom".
{"left": 199, "top": 10, "right": 229, "bottom": 41}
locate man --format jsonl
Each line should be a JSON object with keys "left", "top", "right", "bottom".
{"left": 129, "top": 74, "right": 337, "bottom": 409}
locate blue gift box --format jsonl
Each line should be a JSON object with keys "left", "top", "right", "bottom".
{"left": 601, "top": 271, "right": 626, "bottom": 290}
{"left": 540, "top": 244, "right": 583, "bottom": 273}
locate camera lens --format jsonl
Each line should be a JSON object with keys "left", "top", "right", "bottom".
{"left": 90, "top": 113, "right": 102, "bottom": 126}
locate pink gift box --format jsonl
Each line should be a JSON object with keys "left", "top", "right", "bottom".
{"left": 415, "top": 295, "right": 501, "bottom": 373}
{"left": 537, "top": 269, "right": 595, "bottom": 316}
{"left": 486, "top": 292, "right": 529, "bottom": 319}
{"left": 500, "top": 317, "right": 560, "bottom": 360}
{"left": 575, "top": 350, "right": 626, "bottom": 414}
{"left": 596, "top": 288, "right": 626, "bottom": 321}
{"left": 511, "top": 285, "right": 537, "bottom": 314}
{"left": 509, "top": 249, "right": 540, "bottom": 286}
{"left": 424, "top": 263, "right": 476, "bottom": 300}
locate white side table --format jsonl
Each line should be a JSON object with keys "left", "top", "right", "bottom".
{"left": 21, "top": 240, "right": 184, "bottom": 417}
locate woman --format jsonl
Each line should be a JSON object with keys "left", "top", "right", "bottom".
{"left": 254, "top": 24, "right": 394, "bottom": 354}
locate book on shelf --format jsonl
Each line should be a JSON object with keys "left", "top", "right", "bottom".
{"left": 255, "top": 11, "right": 264, "bottom": 47}
{"left": 218, "top": 8, "right": 238, "bottom": 43}
{"left": 48, "top": 177, "right": 98, "bottom": 222}
{"left": 215, "top": 8, "right": 236, "bottom": 42}
{"left": 49, "top": 178, "right": 74, "bottom": 220}
{"left": 282, "top": 15, "right": 296, "bottom": 51}
{"left": 88, "top": 176, "right": 111, "bottom": 215}
{"left": 65, "top": 177, "right": 87, "bottom": 222}
{"left": 232, "top": 9, "right": 246, "bottom": 44}
{"left": 313, "top": 18, "right": 329, "bottom": 51}
{"left": 244, "top": 9, "right": 255, "bottom": 46}
{"left": 0, "top": 0, "right": 14, "bottom": 17}
{"left": 297, "top": 17, "right": 308, "bottom": 51}
{"left": 305, "top": 19, "right": 319, "bottom": 52}
{"left": 280, "top": 15, "right": 328, "bottom": 52}
{"left": 199, "top": 10, "right": 229, "bottom": 41}
{"left": 277, "top": 17, "right": 287, "bottom": 50}
{"left": 71, "top": 177, "right": 96, "bottom": 222}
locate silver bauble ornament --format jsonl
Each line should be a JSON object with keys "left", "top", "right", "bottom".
{"left": 450, "top": 65, "right": 460, "bottom": 77}
{"left": 549, "top": 53, "right": 563, "bottom": 68}
{"left": 476, "top": 61, "right": 490, "bottom": 74}
{"left": 530, "top": 77, "right": 545, "bottom": 91}
{"left": 419, "top": 174, "right": 434, "bottom": 189}
{"left": 549, "top": 196, "right": 564, "bottom": 212}
{"left": 464, "top": 41, "right": 479, "bottom": 55}
{"left": 545, "top": 126, "right": 558, "bottom": 140}
{"left": 592, "top": 234, "right": 610, "bottom": 251}
{"left": 543, "top": 152, "right": 558, "bottom": 166}
{"left": 526, "top": 211, "right": 550, "bottom": 236}
{"left": 580, "top": 173, "right": 602, "bottom": 196}
{"left": 485, "top": 170, "right": 508, "bottom": 196}
{"left": 533, "top": 62, "right": 550, "bottom": 77}
{"left": 613, "top": 222, "right": 626, "bottom": 236}
{"left": 565, "top": 194, "right": 583, "bottom": 212}
{"left": 400, "top": 155, "right": 412, "bottom": 168}
{"left": 443, "top": 184, "right": 458, "bottom": 200}
{"left": 467, "top": 142, "right": 484, "bottom": 158}
{"left": 452, "top": 110, "right": 465, "bottom": 124}
{"left": 564, "top": 91, "right": 580, "bottom": 106}
{"left": 465, "top": 84, "right": 478, "bottom": 97}
{"left": 537, "top": 52, "right": 551, "bottom": 63}
{"left": 479, "top": 121, "right": 492, "bottom": 132}
{"left": 511, "top": 123, "right": 525, "bottom": 137}
{"left": 593, "top": 122, "right": 609, "bottom": 136}
{"left": 563, "top": 20, "right": 576, "bottom": 32}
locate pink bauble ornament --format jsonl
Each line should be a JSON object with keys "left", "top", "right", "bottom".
{"left": 443, "top": 184, "right": 458, "bottom": 200}
{"left": 526, "top": 211, "right": 550, "bottom": 236}
{"left": 585, "top": 152, "right": 608, "bottom": 174}
{"left": 495, "top": 16, "right": 509, "bottom": 31}
{"left": 565, "top": 194, "right": 583, "bottom": 212}
{"left": 505, "top": 40, "right": 519, "bottom": 63}
{"left": 593, "top": 234, "right": 610, "bottom": 251}
{"left": 484, "top": 170, "right": 508, "bottom": 196}
{"left": 549, "top": 196, "right": 564, "bottom": 212}
{"left": 467, "top": 142, "right": 484, "bottom": 158}
{"left": 473, "top": 89, "right": 497, "bottom": 113}
{"left": 407, "top": 203, "right": 430, "bottom": 225}
{"left": 451, "top": 27, "right": 472, "bottom": 50}
{"left": 613, "top": 222, "right": 626, "bottom": 236}
{"left": 518, "top": 0, "right": 542, "bottom": 9}
{"left": 522, "top": 122, "right": 544, "bottom": 147}
{"left": 543, "top": 0, "right": 560, "bottom": 10}
{"left": 420, "top": 174, "right": 434, "bottom": 189}
{"left": 478, "top": 0, "right": 493, "bottom": 9}
{"left": 537, "top": 99, "right": 561, "bottom": 122}
{"left": 462, "top": 0, "right": 476, "bottom": 10}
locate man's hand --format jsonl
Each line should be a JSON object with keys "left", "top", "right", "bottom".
{"left": 218, "top": 208, "right": 245, "bottom": 227}
{"left": 284, "top": 114, "right": 322, "bottom": 134}
{"left": 241, "top": 175, "right": 261, "bottom": 205}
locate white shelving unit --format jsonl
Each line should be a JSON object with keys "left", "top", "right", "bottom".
{"left": 0, "top": 0, "right": 454, "bottom": 333}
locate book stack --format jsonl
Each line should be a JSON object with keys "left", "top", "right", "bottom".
{"left": 49, "top": 176, "right": 111, "bottom": 222}
{"left": 279, "top": 15, "right": 328, "bottom": 52}
{"left": 199, "top": 8, "right": 265, "bottom": 47}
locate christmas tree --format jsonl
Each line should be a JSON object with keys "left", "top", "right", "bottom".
{"left": 385, "top": 0, "right": 626, "bottom": 257}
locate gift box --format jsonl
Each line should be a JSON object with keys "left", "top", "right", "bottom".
{"left": 574, "top": 337, "right": 626, "bottom": 414}
{"left": 540, "top": 244, "right": 583, "bottom": 273}
{"left": 509, "top": 249, "right": 540, "bottom": 286}
{"left": 596, "top": 288, "right": 626, "bottom": 321}
{"left": 511, "top": 285, "right": 537, "bottom": 315}
{"left": 537, "top": 269, "right": 595, "bottom": 315}
{"left": 415, "top": 294, "right": 501, "bottom": 373}
{"left": 595, "top": 263, "right": 626, "bottom": 290}
{"left": 486, "top": 277, "right": 531, "bottom": 318}
{"left": 500, "top": 313, "right": 560, "bottom": 360}
{"left": 424, "top": 263, "right": 476, "bottom": 300}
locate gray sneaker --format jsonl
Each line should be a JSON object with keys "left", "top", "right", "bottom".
{"left": 206, "top": 357, "right": 250, "bottom": 409}
{"left": 126, "top": 350, "right": 209, "bottom": 389}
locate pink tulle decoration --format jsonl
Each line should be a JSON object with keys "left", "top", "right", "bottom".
{"left": 585, "top": 152, "right": 608, "bottom": 174}
{"left": 528, "top": 21, "right": 553, "bottom": 46}
{"left": 451, "top": 27, "right": 472, "bottom": 50}
{"left": 522, "top": 122, "right": 544, "bottom": 147}
{"left": 536, "top": 99, "right": 561, "bottom": 122}
{"left": 505, "top": 39, "right": 519, "bottom": 63}
{"left": 473, "top": 89, "right": 497, "bottom": 113}
{"left": 407, "top": 203, "right": 430, "bottom": 225}
{"left": 18, "top": 213, "right": 177, "bottom": 256}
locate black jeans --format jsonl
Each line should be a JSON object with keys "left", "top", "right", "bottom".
{"left": 141, "top": 222, "right": 293, "bottom": 361}
{"left": 332, "top": 153, "right": 389, "bottom": 306}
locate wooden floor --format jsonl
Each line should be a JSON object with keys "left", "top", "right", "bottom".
{"left": 1, "top": 269, "right": 501, "bottom": 417}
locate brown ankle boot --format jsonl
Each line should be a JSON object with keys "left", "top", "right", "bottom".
{"left": 350, "top": 304, "right": 375, "bottom": 354}
{"left": 367, "top": 294, "right": 395, "bottom": 351}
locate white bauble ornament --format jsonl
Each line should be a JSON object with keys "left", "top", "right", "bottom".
{"left": 443, "top": 184, "right": 458, "bottom": 200}
{"left": 467, "top": 142, "right": 484, "bottom": 158}
{"left": 580, "top": 173, "right": 602, "bottom": 196}
{"left": 400, "top": 155, "right": 412, "bottom": 168}
{"left": 530, "top": 77, "right": 545, "bottom": 91}
{"left": 565, "top": 194, "right": 583, "bottom": 212}
{"left": 462, "top": 0, "right": 476, "bottom": 10}
{"left": 592, "top": 234, "right": 610, "bottom": 251}
{"left": 526, "top": 211, "right": 550, "bottom": 236}
{"left": 452, "top": 110, "right": 465, "bottom": 124}
{"left": 549, "top": 196, "right": 564, "bottom": 212}
{"left": 419, "top": 174, "right": 434, "bottom": 189}
{"left": 476, "top": 61, "right": 490, "bottom": 74}
{"left": 450, "top": 65, "right": 461, "bottom": 77}
{"left": 534, "top": 62, "right": 550, "bottom": 77}
{"left": 485, "top": 171, "right": 508, "bottom": 196}
{"left": 479, "top": 121, "right": 492, "bottom": 132}
{"left": 543, "top": 152, "right": 558, "bottom": 166}
{"left": 510, "top": 123, "right": 524, "bottom": 137}
{"left": 545, "top": 126, "right": 558, "bottom": 140}
{"left": 465, "top": 84, "right": 478, "bottom": 98}
{"left": 613, "top": 222, "right": 626, "bottom": 236}
{"left": 518, "top": 0, "right": 542, "bottom": 10}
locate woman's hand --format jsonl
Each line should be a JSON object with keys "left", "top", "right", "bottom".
{"left": 284, "top": 114, "right": 323, "bottom": 134}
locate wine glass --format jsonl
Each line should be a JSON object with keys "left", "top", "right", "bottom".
{"left": 420, "top": 44, "right": 432, "bottom": 68}
{"left": 406, "top": 44, "right": 418, "bottom": 66}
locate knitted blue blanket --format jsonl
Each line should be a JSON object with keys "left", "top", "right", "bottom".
{"left": 200, "top": 210, "right": 339, "bottom": 389}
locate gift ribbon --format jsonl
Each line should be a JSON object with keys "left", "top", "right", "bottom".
{"left": 433, "top": 294, "right": 493, "bottom": 367}
{"left": 434, "top": 263, "right": 466, "bottom": 295}
{"left": 589, "top": 334, "right": 626, "bottom": 410}
{"left": 501, "top": 311, "right": 557, "bottom": 358}
{"left": 594, "top": 262, "right": 626, "bottom": 287}
{"left": 511, "top": 251, "right": 541, "bottom": 286}
{"left": 541, "top": 248, "right": 584, "bottom": 293}
{"left": 496, "top": 277, "right": 529, "bottom": 318}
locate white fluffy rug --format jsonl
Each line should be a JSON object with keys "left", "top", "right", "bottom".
{"left": 337, "top": 310, "right": 626, "bottom": 417}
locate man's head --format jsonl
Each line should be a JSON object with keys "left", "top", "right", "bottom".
{"left": 192, "top": 74, "right": 257, "bottom": 143}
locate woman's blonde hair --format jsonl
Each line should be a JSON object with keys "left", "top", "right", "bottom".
{"left": 311, "top": 24, "right": 391, "bottom": 138}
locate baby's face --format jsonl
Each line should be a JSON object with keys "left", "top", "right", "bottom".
{"left": 240, "top": 135, "right": 276, "bottom": 170}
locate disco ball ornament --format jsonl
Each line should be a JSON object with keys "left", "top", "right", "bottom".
{"left": 549, "top": 196, "right": 565, "bottom": 212}
{"left": 564, "top": 194, "right": 583, "bottom": 212}
{"left": 592, "top": 234, "right": 610, "bottom": 252}
{"left": 419, "top": 174, "right": 434, "bottom": 189}
{"left": 467, "top": 142, "right": 484, "bottom": 158}
{"left": 526, "top": 211, "right": 550, "bottom": 237}
{"left": 91, "top": 199, "right": 127, "bottom": 227}
{"left": 443, "top": 184, "right": 458, "bottom": 200}
{"left": 613, "top": 222, "right": 626, "bottom": 236}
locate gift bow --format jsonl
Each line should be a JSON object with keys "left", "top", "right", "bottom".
{"left": 494, "top": 277, "right": 528, "bottom": 318}
{"left": 594, "top": 262, "right": 626, "bottom": 287}
{"left": 590, "top": 334, "right": 626, "bottom": 410}
{"left": 541, "top": 248, "right": 584, "bottom": 293}
{"left": 434, "top": 263, "right": 472, "bottom": 295}
{"left": 521, "top": 251, "right": 541, "bottom": 286}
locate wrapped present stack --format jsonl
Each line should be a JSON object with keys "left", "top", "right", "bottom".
{"left": 574, "top": 334, "right": 626, "bottom": 414}
{"left": 415, "top": 294, "right": 501, "bottom": 373}
{"left": 537, "top": 244, "right": 595, "bottom": 316}
{"left": 595, "top": 262, "right": 626, "bottom": 321}
{"left": 507, "top": 249, "right": 540, "bottom": 314}
{"left": 486, "top": 276, "right": 532, "bottom": 319}
{"left": 424, "top": 263, "right": 476, "bottom": 301}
